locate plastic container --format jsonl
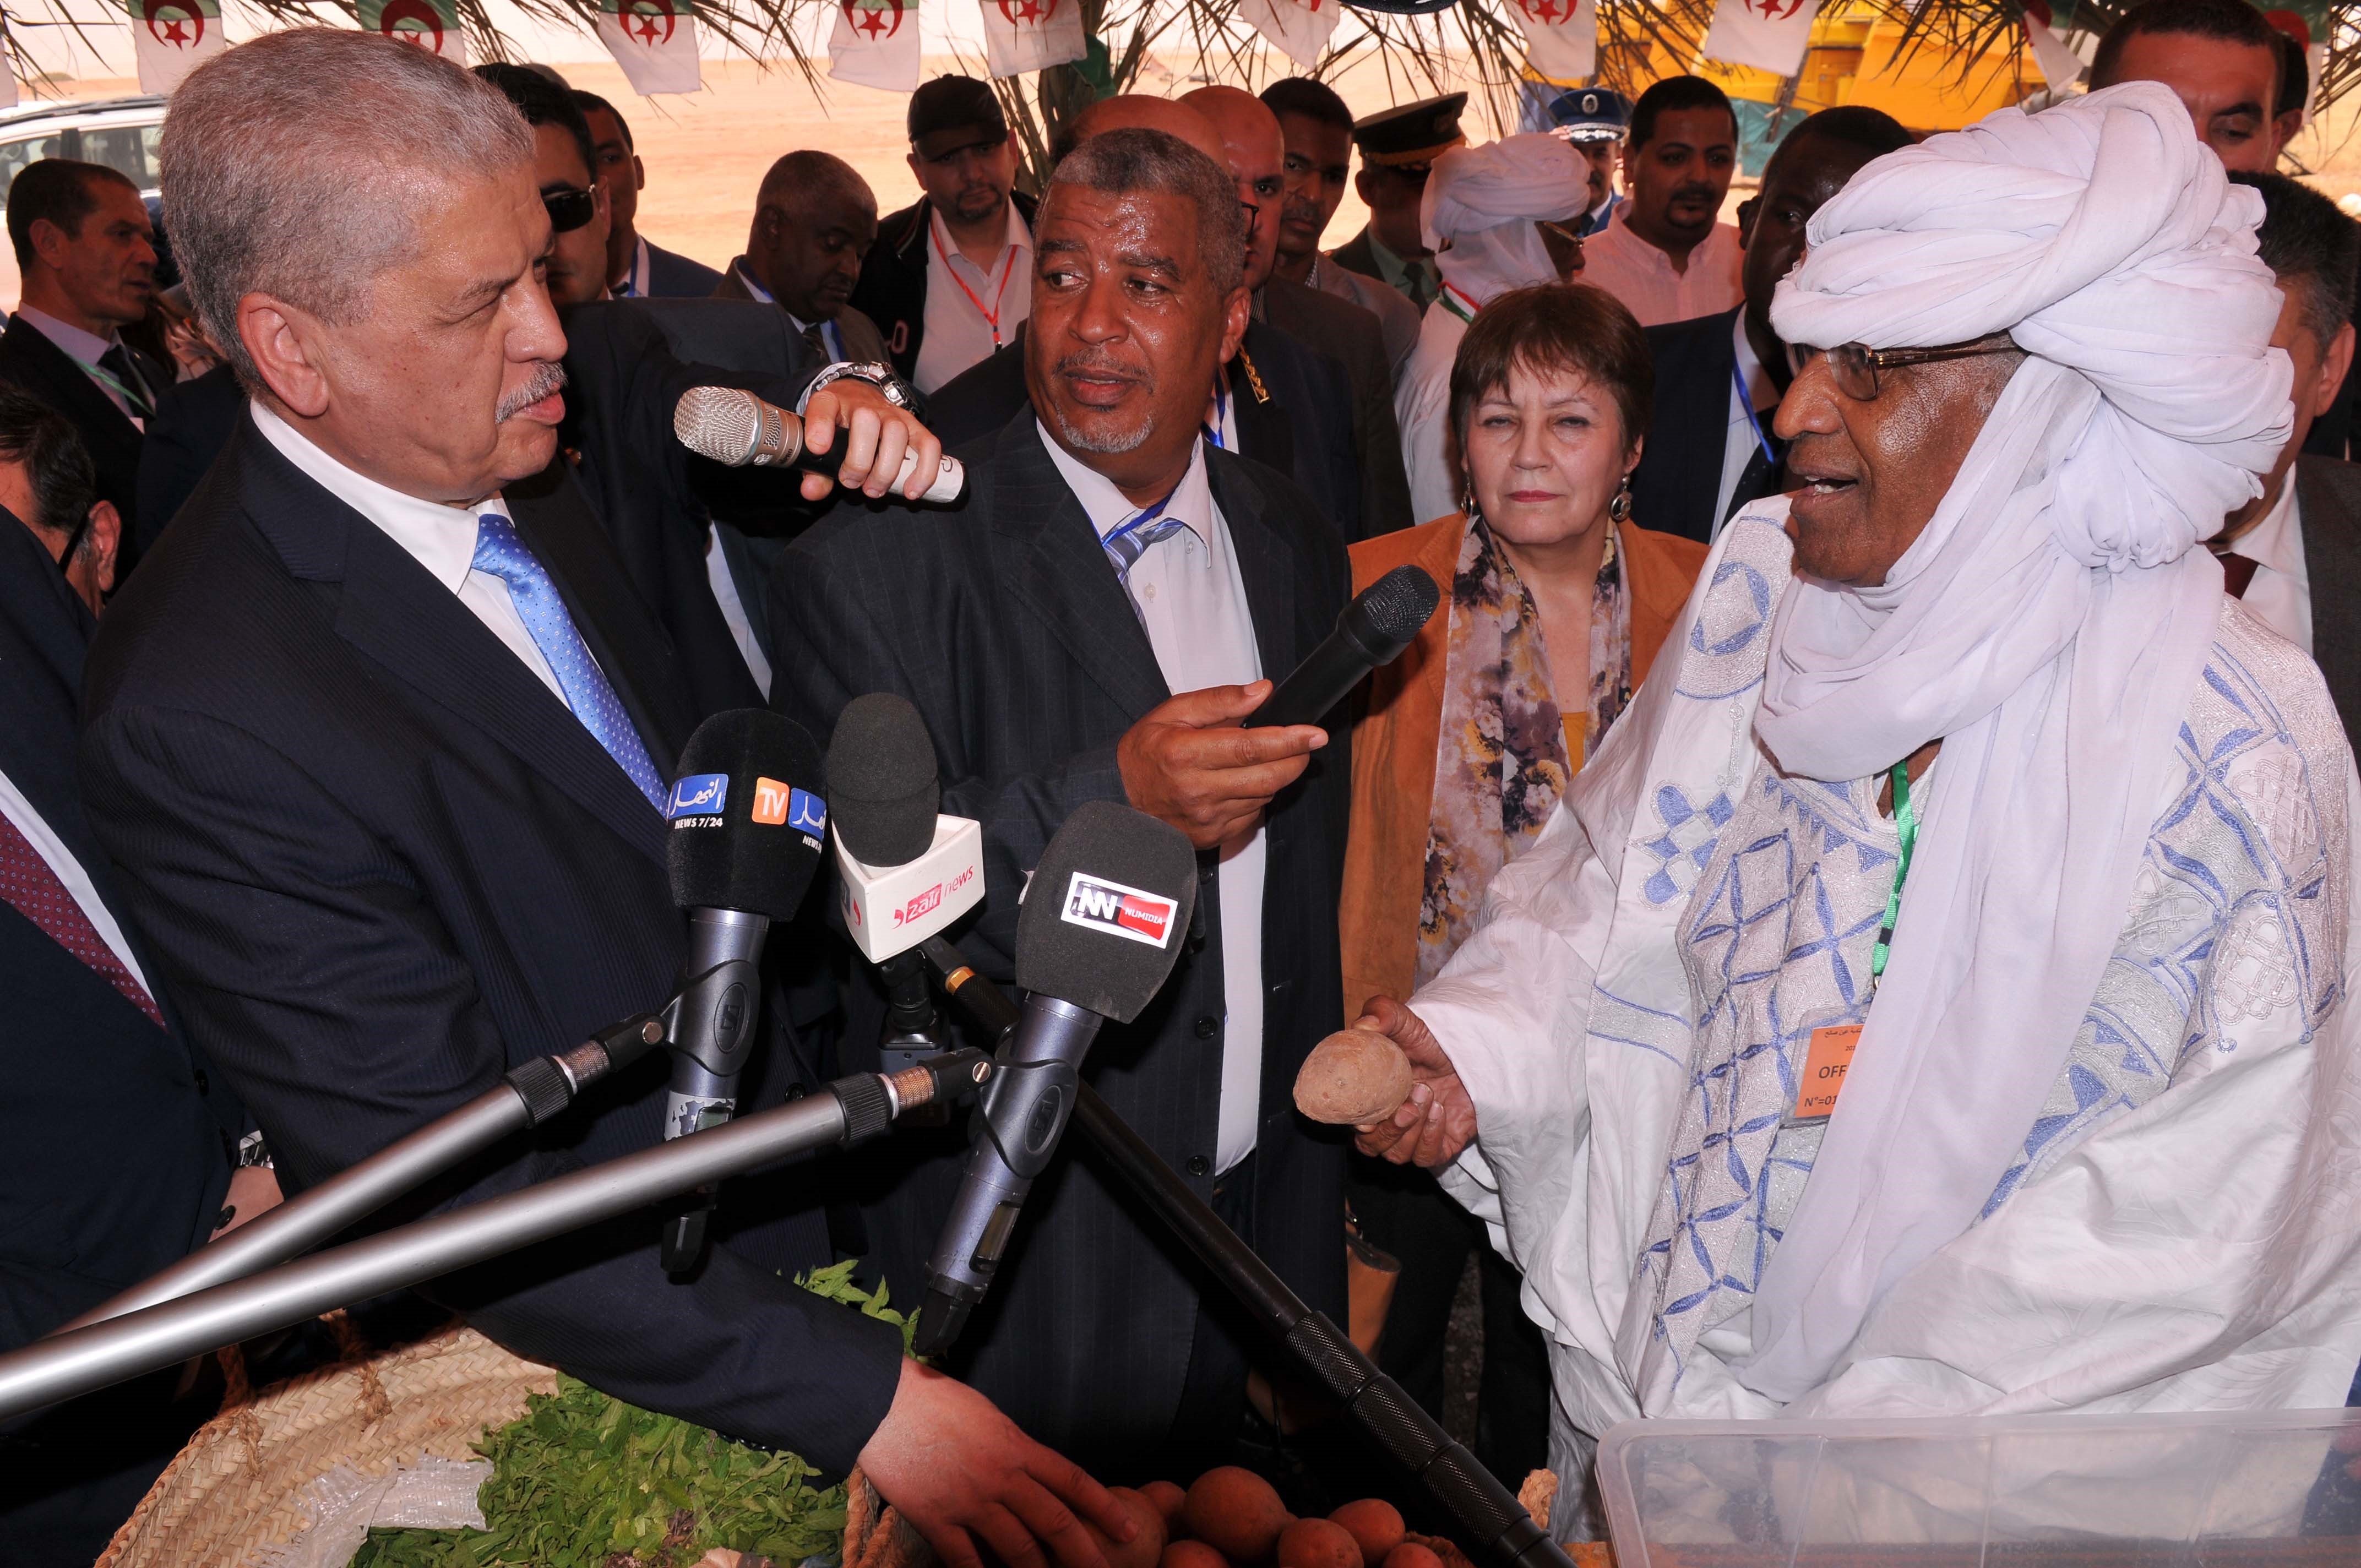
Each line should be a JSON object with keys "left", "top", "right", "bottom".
{"left": 1597, "top": 1408, "right": 2361, "bottom": 1566}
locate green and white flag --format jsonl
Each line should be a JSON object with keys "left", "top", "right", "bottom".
{"left": 126, "top": 0, "right": 225, "bottom": 94}
{"left": 597, "top": 0, "right": 701, "bottom": 95}
{"left": 360, "top": 0, "right": 465, "bottom": 64}
{"left": 829, "top": 0, "right": 919, "bottom": 91}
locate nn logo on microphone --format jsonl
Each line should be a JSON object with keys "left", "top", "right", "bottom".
{"left": 1060, "top": 872, "right": 1178, "bottom": 949}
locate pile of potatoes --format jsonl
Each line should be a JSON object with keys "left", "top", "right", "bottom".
{"left": 1090, "top": 1467, "right": 1472, "bottom": 1568}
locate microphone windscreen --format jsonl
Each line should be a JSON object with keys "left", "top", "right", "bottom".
{"left": 665, "top": 710, "right": 829, "bottom": 919}
{"left": 1345, "top": 563, "right": 1442, "bottom": 652}
{"left": 1015, "top": 801, "right": 1196, "bottom": 1023}
{"left": 826, "top": 694, "right": 941, "bottom": 868}
{"left": 673, "top": 386, "right": 765, "bottom": 467}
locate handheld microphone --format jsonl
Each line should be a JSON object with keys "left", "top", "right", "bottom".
{"left": 911, "top": 801, "right": 1196, "bottom": 1357}
{"left": 659, "top": 709, "right": 830, "bottom": 1274}
{"left": 674, "top": 386, "right": 966, "bottom": 504}
{"left": 1243, "top": 564, "right": 1440, "bottom": 729}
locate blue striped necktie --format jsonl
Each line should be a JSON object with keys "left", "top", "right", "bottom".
{"left": 470, "top": 512, "right": 670, "bottom": 812}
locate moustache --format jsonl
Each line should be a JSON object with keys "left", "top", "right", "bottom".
{"left": 1671, "top": 183, "right": 1717, "bottom": 205}
{"left": 1054, "top": 347, "right": 1152, "bottom": 389}
{"left": 496, "top": 361, "right": 568, "bottom": 421}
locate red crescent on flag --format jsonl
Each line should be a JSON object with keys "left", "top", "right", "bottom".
{"left": 1744, "top": 0, "right": 1807, "bottom": 19}
{"left": 2021, "top": 0, "right": 2054, "bottom": 26}
{"left": 378, "top": 0, "right": 446, "bottom": 52}
{"left": 141, "top": 0, "right": 203, "bottom": 47}
{"left": 996, "top": 0, "right": 1054, "bottom": 23}
{"left": 622, "top": 0, "right": 677, "bottom": 46}
{"left": 842, "top": 0, "right": 903, "bottom": 37}
{"left": 2263, "top": 9, "right": 2313, "bottom": 45}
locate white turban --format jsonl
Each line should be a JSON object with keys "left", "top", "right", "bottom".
{"left": 1734, "top": 82, "right": 2295, "bottom": 1403}
{"left": 1420, "top": 133, "right": 1586, "bottom": 307}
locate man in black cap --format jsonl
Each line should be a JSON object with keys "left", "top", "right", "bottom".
{"left": 1330, "top": 91, "right": 1466, "bottom": 314}
{"left": 1547, "top": 86, "right": 1633, "bottom": 236}
{"left": 851, "top": 75, "right": 1038, "bottom": 394}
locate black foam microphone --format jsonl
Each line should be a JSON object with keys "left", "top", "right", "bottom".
{"left": 825, "top": 694, "right": 954, "bottom": 1084}
{"left": 659, "top": 709, "right": 830, "bottom": 1274}
{"left": 911, "top": 801, "right": 1197, "bottom": 1357}
{"left": 1243, "top": 563, "right": 1440, "bottom": 729}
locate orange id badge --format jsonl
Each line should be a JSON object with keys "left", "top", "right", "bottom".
{"left": 1787, "top": 1020, "right": 1863, "bottom": 1125}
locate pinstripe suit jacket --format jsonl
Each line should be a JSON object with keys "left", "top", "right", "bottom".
{"left": 77, "top": 416, "right": 905, "bottom": 1473}
{"left": 771, "top": 413, "right": 1352, "bottom": 1466}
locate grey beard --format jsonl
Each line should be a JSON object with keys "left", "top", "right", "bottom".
{"left": 1046, "top": 401, "right": 1152, "bottom": 454}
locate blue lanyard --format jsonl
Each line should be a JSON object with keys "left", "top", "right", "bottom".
{"left": 1732, "top": 356, "right": 1776, "bottom": 468}
{"left": 1204, "top": 380, "right": 1229, "bottom": 451}
{"left": 1102, "top": 491, "right": 1177, "bottom": 557}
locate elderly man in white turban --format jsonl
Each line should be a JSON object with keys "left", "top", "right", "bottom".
{"left": 1395, "top": 133, "right": 1587, "bottom": 525}
{"left": 1352, "top": 81, "right": 2361, "bottom": 1525}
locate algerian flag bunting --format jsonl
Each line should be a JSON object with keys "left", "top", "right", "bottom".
{"left": 829, "top": 0, "right": 920, "bottom": 91}
{"left": 1239, "top": 0, "right": 1337, "bottom": 69}
{"left": 1702, "top": 0, "right": 1821, "bottom": 76}
{"left": 597, "top": 0, "right": 701, "bottom": 95}
{"left": 360, "top": 0, "right": 465, "bottom": 64}
{"left": 2020, "top": 0, "right": 2084, "bottom": 89}
{"left": 127, "top": 0, "right": 225, "bottom": 94}
{"left": 1510, "top": 0, "right": 1597, "bottom": 83}
{"left": 981, "top": 0, "right": 1086, "bottom": 79}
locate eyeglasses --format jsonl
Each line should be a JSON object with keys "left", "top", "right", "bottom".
{"left": 1537, "top": 219, "right": 1585, "bottom": 251}
{"left": 543, "top": 184, "right": 598, "bottom": 235}
{"left": 1801, "top": 333, "right": 2017, "bottom": 401}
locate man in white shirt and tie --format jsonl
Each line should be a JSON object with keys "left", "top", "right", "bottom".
{"left": 773, "top": 125, "right": 1353, "bottom": 1474}
{"left": 0, "top": 159, "right": 171, "bottom": 571}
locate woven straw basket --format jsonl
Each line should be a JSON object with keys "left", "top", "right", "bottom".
{"left": 95, "top": 1318, "right": 557, "bottom": 1568}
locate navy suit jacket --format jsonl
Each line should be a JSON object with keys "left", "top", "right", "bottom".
{"left": 643, "top": 240, "right": 725, "bottom": 301}
{"left": 78, "top": 421, "right": 905, "bottom": 1471}
{"left": 0, "top": 516, "right": 236, "bottom": 1351}
{"left": 1627, "top": 306, "right": 1785, "bottom": 546}
{"left": 0, "top": 316, "right": 167, "bottom": 577}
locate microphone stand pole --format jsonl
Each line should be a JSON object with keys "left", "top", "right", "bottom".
{"left": 920, "top": 945, "right": 1574, "bottom": 1568}
{"left": 0, "top": 1051, "right": 990, "bottom": 1425}
{"left": 56, "top": 1013, "right": 671, "bottom": 1334}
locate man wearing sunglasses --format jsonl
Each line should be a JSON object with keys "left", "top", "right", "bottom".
{"left": 476, "top": 65, "right": 613, "bottom": 311}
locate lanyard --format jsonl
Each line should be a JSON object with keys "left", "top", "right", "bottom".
{"left": 1204, "top": 379, "right": 1230, "bottom": 451}
{"left": 1439, "top": 281, "right": 1480, "bottom": 325}
{"left": 1868, "top": 760, "right": 1918, "bottom": 983}
{"left": 80, "top": 355, "right": 150, "bottom": 420}
{"left": 1731, "top": 356, "right": 1776, "bottom": 468}
{"left": 931, "top": 221, "right": 1017, "bottom": 349}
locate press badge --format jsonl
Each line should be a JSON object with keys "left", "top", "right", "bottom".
{"left": 1786, "top": 1010, "right": 1863, "bottom": 1125}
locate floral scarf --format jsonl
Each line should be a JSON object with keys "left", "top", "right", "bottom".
{"left": 1416, "top": 514, "right": 1631, "bottom": 987}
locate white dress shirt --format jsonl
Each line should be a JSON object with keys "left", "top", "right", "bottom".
{"left": 704, "top": 523, "right": 773, "bottom": 699}
{"left": 1712, "top": 313, "right": 1781, "bottom": 541}
{"left": 913, "top": 203, "right": 1032, "bottom": 395}
{"left": 0, "top": 763, "right": 153, "bottom": 998}
{"left": 1577, "top": 210, "right": 1744, "bottom": 328}
{"left": 2228, "top": 476, "right": 2312, "bottom": 652}
{"left": 1040, "top": 426, "right": 1267, "bottom": 1173}
{"left": 613, "top": 235, "right": 652, "bottom": 298}
{"left": 250, "top": 402, "right": 569, "bottom": 701}
{"left": 19, "top": 303, "right": 149, "bottom": 426}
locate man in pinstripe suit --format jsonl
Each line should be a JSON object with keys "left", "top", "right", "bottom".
{"left": 775, "top": 128, "right": 1352, "bottom": 1476}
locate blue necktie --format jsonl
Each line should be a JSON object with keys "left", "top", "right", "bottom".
{"left": 470, "top": 512, "right": 670, "bottom": 812}
{"left": 1101, "top": 496, "right": 1189, "bottom": 588}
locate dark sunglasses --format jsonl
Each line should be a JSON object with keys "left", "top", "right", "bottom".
{"left": 543, "top": 184, "right": 598, "bottom": 235}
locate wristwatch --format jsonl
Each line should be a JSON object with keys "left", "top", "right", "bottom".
{"left": 797, "top": 361, "right": 918, "bottom": 415}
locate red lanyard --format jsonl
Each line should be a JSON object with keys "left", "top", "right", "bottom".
{"left": 931, "top": 221, "right": 1018, "bottom": 349}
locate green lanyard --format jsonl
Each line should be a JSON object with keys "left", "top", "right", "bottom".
{"left": 1869, "top": 759, "right": 1918, "bottom": 982}
{"left": 79, "top": 356, "right": 151, "bottom": 420}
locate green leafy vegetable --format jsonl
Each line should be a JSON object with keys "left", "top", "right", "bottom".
{"left": 342, "top": 1264, "right": 910, "bottom": 1568}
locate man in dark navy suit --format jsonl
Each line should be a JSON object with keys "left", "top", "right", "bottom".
{"left": 0, "top": 385, "right": 255, "bottom": 1566}
{"left": 79, "top": 34, "right": 1128, "bottom": 1568}
{"left": 1626, "top": 107, "right": 1910, "bottom": 544}
{"left": 0, "top": 159, "right": 171, "bottom": 578}
{"left": 575, "top": 91, "right": 725, "bottom": 301}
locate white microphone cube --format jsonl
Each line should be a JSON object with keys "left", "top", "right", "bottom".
{"left": 836, "top": 815, "right": 987, "bottom": 963}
